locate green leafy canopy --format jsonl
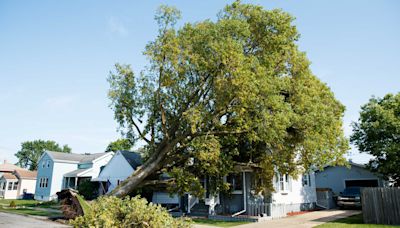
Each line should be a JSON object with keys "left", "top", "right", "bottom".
{"left": 15, "top": 139, "right": 71, "bottom": 171}
{"left": 351, "top": 93, "right": 400, "bottom": 186}
{"left": 108, "top": 1, "right": 348, "bottom": 196}
{"left": 105, "top": 138, "right": 134, "bottom": 152}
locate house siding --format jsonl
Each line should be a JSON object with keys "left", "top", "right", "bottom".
{"left": 18, "top": 179, "right": 36, "bottom": 197}
{"left": 315, "top": 165, "right": 385, "bottom": 195}
{"left": 272, "top": 172, "right": 317, "bottom": 205}
{"left": 35, "top": 153, "right": 77, "bottom": 201}
{"left": 96, "top": 151, "right": 134, "bottom": 193}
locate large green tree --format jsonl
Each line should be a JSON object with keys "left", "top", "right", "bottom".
{"left": 15, "top": 140, "right": 71, "bottom": 171}
{"left": 108, "top": 2, "right": 348, "bottom": 197}
{"left": 351, "top": 93, "right": 400, "bottom": 186}
{"left": 105, "top": 139, "right": 134, "bottom": 152}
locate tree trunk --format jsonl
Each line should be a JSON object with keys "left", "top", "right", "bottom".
{"left": 108, "top": 139, "right": 174, "bottom": 197}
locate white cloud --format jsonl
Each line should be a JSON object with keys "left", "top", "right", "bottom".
{"left": 107, "top": 17, "right": 128, "bottom": 36}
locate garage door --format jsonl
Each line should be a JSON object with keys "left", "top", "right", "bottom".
{"left": 345, "top": 179, "right": 378, "bottom": 188}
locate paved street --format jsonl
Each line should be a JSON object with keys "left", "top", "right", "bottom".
{"left": 194, "top": 209, "right": 361, "bottom": 228}
{"left": 0, "top": 212, "right": 69, "bottom": 228}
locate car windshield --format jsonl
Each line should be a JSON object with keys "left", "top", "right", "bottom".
{"left": 343, "top": 187, "right": 360, "bottom": 195}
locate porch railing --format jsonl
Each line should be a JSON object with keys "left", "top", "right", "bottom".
{"left": 187, "top": 195, "right": 199, "bottom": 213}
{"left": 248, "top": 202, "right": 271, "bottom": 217}
{"left": 247, "top": 202, "right": 290, "bottom": 218}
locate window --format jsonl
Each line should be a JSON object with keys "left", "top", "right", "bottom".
{"left": 227, "top": 173, "right": 243, "bottom": 193}
{"left": 47, "top": 160, "right": 50, "bottom": 168}
{"left": 8, "top": 182, "right": 12, "bottom": 190}
{"left": 13, "top": 181, "right": 18, "bottom": 190}
{"left": 42, "top": 161, "right": 45, "bottom": 168}
{"left": 39, "top": 178, "right": 48, "bottom": 188}
{"left": 279, "top": 174, "right": 285, "bottom": 191}
{"left": 302, "top": 174, "right": 312, "bottom": 187}
{"left": 276, "top": 173, "right": 291, "bottom": 192}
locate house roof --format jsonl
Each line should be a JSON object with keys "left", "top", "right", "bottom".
{"left": 0, "top": 163, "right": 22, "bottom": 173}
{"left": 119, "top": 151, "right": 142, "bottom": 169}
{"left": 1, "top": 173, "right": 18, "bottom": 180}
{"left": 316, "top": 161, "right": 367, "bottom": 173}
{"left": 14, "top": 169, "right": 37, "bottom": 180}
{"left": 46, "top": 151, "right": 108, "bottom": 164}
{"left": 64, "top": 168, "right": 91, "bottom": 177}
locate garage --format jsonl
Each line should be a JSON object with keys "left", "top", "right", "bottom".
{"left": 345, "top": 179, "right": 379, "bottom": 188}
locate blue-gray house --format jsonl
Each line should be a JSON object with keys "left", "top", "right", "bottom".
{"left": 315, "top": 162, "right": 386, "bottom": 195}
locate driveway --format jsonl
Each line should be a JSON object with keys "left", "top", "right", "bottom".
{"left": 0, "top": 212, "right": 69, "bottom": 228}
{"left": 194, "top": 209, "right": 361, "bottom": 228}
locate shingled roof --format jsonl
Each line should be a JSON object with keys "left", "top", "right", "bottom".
{"left": 1, "top": 173, "right": 17, "bottom": 180}
{"left": 46, "top": 151, "right": 108, "bottom": 163}
{"left": 119, "top": 151, "right": 142, "bottom": 169}
{"left": 14, "top": 169, "right": 37, "bottom": 180}
{"left": 0, "top": 162, "right": 22, "bottom": 173}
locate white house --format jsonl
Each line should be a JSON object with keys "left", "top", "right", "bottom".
{"left": 34, "top": 151, "right": 113, "bottom": 201}
{"left": 186, "top": 169, "right": 317, "bottom": 219}
{"left": 0, "top": 169, "right": 37, "bottom": 199}
{"left": 93, "top": 151, "right": 180, "bottom": 207}
{"left": 93, "top": 150, "right": 142, "bottom": 194}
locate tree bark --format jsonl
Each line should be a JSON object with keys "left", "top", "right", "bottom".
{"left": 108, "top": 136, "right": 181, "bottom": 197}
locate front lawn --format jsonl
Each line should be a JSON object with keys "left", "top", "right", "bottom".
{"left": 315, "top": 214, "right": 398, "bottom": 228}
{"left": 0, "top": 199, "right": 62, "bottom": 217}
{"left": 0, "top": 207, "right": 62, "bottom": 217}
{"left": 0, "top": 199, "right": 59, "bottom": 208}
{"left": 193, "top": 218, "right": 251, "bottom": 227}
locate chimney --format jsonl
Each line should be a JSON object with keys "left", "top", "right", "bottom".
{"left": 4, "top": 160, "right": 7, "bottom": 164}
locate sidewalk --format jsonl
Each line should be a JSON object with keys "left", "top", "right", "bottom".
{"left": 236, "top": 209, "right": 361, "bottom": 228}
{"left": 193, "top": 210, "right": 361, "bottom": 228}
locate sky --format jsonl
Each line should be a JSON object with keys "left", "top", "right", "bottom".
{"left": 0, "top": 0, "right": 399, "bottom": 164}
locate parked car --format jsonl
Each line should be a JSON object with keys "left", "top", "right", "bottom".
{"left": 337, "top": 187, "right": 361, "bottom": 209}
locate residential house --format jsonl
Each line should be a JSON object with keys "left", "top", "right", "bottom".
{"left": 92, "top": 151, "right": 181, "bottom": 207}
{"left": 0, "top": 160, "right": 22, "bottom": 174}
{"left": 34, "top": 151, "right": 113, "bottom": 201}
{"left": 315, "top": 162, "right": 386, "bottom": 195}
{"left": 94, "top": 150, "right": 316, "bottom": 219}
{"left": 0, "top": 169, "right": 37, "bottom": 199}
{"left": 186, "top": 167, "right": 317, "bottom": 219}
{"left": 92, "top": 150, "right": 142, "bottom": 195}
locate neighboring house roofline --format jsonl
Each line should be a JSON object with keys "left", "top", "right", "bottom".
{"left": 1, "top": 173, "right": 18, "bottom": 180}
{"left": 90, "top": 152, "right": 114, "bottom": 164}
{"left": 40, "top": 151, "right": 112, "bottom": 164}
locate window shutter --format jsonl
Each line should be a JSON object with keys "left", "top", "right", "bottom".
{"left": 273, "top": 173, "right": 279, "bottom": 191}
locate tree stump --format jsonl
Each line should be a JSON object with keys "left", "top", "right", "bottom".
{"left": 56, "top": 189, "right": 85, "bottom": 219}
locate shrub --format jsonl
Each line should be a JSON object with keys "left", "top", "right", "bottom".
{"left": 9, "top": 201, "right": 16, "bottom": 208}
{"left": 70, "top": 196, "right": 191, "bottom": 228}
{"left": 77, "top": 180, "right": 98, "bottom": 200}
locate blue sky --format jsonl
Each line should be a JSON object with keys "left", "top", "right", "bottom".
{"left": 0, "top": 0, "right": 399, "bottom": 164}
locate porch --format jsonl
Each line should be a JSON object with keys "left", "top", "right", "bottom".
{"left": 63, "top": 168, "right": 92, "bottom": 190}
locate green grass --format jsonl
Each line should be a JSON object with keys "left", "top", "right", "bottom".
{"left": 0, "top": 199, "right": 61, "bottom": 217}
{"left": 193, "top": 218, "right": 251, "bottom": 227}
{"left": 0, "top": 199, "right": 39, "bottom": 207}
{"left": 76, "top": 194, "right": 91, "bottom": 214}
{"left": 315, "top": 214, "right": 399, "bottom": 228}
{"left": 0, "top": 207, "right": 62, "bottom": 217}
{"left": 0, "top": 199, "right": 59, "bottom": 208}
